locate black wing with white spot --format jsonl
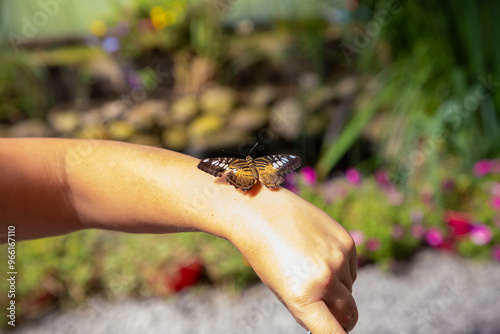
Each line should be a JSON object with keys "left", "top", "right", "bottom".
{"left": 254, "top": 155, "right": 302, "bottom": 189}
{"left": 197, "top": 157, "right": 239, "bottom": 177}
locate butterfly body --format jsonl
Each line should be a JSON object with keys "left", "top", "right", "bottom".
{"left": 197, "top": 154, "right": 302, "bottom": 191}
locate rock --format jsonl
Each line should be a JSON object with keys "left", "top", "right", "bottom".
{"left": 154, "top": 109, "right": 172, "bottom": 127}
{"left": 8, "top": 119, "right": 53, "bottom": 137}
{"left": 190, "top": 57, "right": 216, "bottom": 91}
{"left": 187, "top": 115, "right": 225, "bottom": 151}
{"left": 47, "top": 110, "right": 80, "bottom": 134}
{"left": 229, "top": 107, "right": 268, "bottom": 132}
{"left": 270, "top": 97, "right": 303, "bottom": 141}
{"left": 80, "top": 108, "right": 103, "bottom": 127}
{"left": 171, "top": 94, "right": 198, "bottom": 123}
{"left": 303, "top": 86, "right": 338, "bottom": 112}
{"left": 198, "top": 129, "right": 249, "bottom": 151}
{"left": 200, "top": 87, "right": 237, "bottom": 115}
{"left": 249, "top": 86, "right": 277, "bottom": 107}
{"left": 74, "top": 125, "right": 108, "bottom": 140}
{"left": 188, "top": 115, "right": 224, "bottom": 138}
{"left": 298, "top": 72, "right": 320, "bottom": 90}
{"left": 127, "top": 100, "right": 168, "bottom": 130}
{"left": 335, "top": 75, "right": 358, "bottom": 98}
{"left": 128, "top": 133, "right": 162, "bottom": 147}
{"left": 108, "top": 121, "right": 136, "bottom": 140}
{"left": 101, "top": 100, "right": 128, "bottom": 121}
{"left": 161, "top": 125, "right": 188, "bottom": 151}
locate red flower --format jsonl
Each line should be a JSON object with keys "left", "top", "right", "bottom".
{"left": 166, "top": 259, "right": 204, "bottom": 292}
{"left": 445, "top": 210, "right": 472, "bottom": 236}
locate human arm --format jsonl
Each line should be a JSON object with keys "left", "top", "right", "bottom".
{"left": 0, "top": 138, "right": 358, "bottom": 333}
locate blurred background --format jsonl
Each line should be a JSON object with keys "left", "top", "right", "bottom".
{"left": 1, "top": 0, "right": 500, "bottom": 330}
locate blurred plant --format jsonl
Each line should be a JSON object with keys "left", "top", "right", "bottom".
{"left": 0, "top": 51, "right": 50, "bottom": 120}
{"left": 318, "top": 0, "right": 500, "bottom": 191}
{"left": 291, "top": 158, "right": 500, "bottom": 268}
{"left": 0, "top": 227, "right": 256, "bottom": 328}
{"left": 93, "top": 0, "right": 228, "bottom": 61}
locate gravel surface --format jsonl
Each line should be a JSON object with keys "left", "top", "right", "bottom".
{"left": 7, "top": 250, "right": 500, "bottom": 334}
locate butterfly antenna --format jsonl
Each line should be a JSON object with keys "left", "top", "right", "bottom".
{"left": 248, "top": 142, "right": 259, "bottom": 155}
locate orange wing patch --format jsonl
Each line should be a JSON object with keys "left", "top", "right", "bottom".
{"left": 197, "top": 154, "right": 301, "bottom": 191}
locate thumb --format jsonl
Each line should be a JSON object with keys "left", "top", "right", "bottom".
{"left": 299, "top": 300, "right": 348, "bottom": 334}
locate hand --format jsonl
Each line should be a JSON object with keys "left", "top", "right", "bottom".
{"left": 227, "top": 183, "right": 358, "bottom": 333}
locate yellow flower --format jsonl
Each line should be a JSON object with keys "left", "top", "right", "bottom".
{"left": 150, "top": 6, "right": 178, "bottom": 31}
{"left": 90, "top": 20, "right": 107, "bottom": 37}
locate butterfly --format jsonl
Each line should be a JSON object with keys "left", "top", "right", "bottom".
{"left": 197, "top": 149, "right": 302, "bottom": 191}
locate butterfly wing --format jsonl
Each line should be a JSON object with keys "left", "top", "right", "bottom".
{"left": 254, "top": 155, "right": 302, "bottom": 189}
{"left": 225, "top": 160, "right": 258, "bottom": 191}
{"left": 197, "top": 157, "right": 257, "bottom": 191}
{"left": 197, "top": 157, "right": 237, "bottom": 176}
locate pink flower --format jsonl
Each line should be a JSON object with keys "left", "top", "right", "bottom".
{"left": 491, "top": 197, "right": 500, "bottom": 211}
{"left": 494, "top": 216, "right": 500, "bottom": 229}
{"left": 349, "top": 230, "right": 365, "bottom": 246}
{"left": 492, "top": 159, "right": 500, "bottom": 174}
{"left": 473, "top": 159, "right": 494, "bottom": 176}
{"left": 445, "top": 210, "right": 472, "bottom": 236}
{"left": 469, "top": 224, "right": 492, "bottom": 245}
{"left": 366, "top": 238, "right": 381, "bottom": 251}
{"left": 425, "top": 228, "right": 444, "bottom": 247}
{"left": 392, "top": 224, "right": 405, "bottom": 240}
{"left": 420, "top": 190, "right": 434, "bottom": 207}
{"left": 492, "top": 245, "right": 500, "bottom": 262}
{"left": 490, "top": 183, "right": 500, "bottom": 197}
{"left": 386, "top": 189, "right": 404, "bottom": 206}
{"left": 300, "top": 166, "right": 317, "bottom": 185}
{"left": 322, "top": 182, "right": 350, "bottom": 204}
{"left": 374, "top": 170, "right": 391, "bottom": 189}
{"left": 284, "top": 173, "right": 299, "bottom": 193}
{"left": 441, "top": 178, "right": 455, "bottom": 192}
{"left": 410, "top": 209, "right": 424, "bottom": 224}
{"left": 410, "top": 224, "right": 425, "bottom": 238}
{"left": 345, "top": 168, "right": 361, "bottom": 185}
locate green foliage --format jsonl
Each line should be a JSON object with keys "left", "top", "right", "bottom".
{"left": 0, "top": 230, "right": 255, "bottom": 327}
{"left": 0, "top": 52, "right": 49, "bottom": 120}
{"left": 297, "top": 159, "right": 500, "bottom": 267}
{"left": 320, "top": 0, "right": 500, "bottom": 184}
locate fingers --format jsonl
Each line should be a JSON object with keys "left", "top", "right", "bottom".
{"left": 297, "top": 300, "right": 349, "bottom": 334}
{"left": 324, "top": 282, "right": 359, "bottom": 331}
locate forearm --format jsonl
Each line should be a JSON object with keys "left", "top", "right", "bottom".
{"left": 0, "top": 138, "right": 250, "bottom": 241}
